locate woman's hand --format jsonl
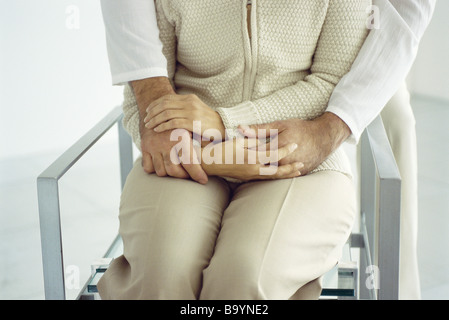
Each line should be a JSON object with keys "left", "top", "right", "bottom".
{"left": 144, "top": 94, "right": 226, "bottom": 141}
{"left": 200, "top": 138, "right": 304, "bottom": 181}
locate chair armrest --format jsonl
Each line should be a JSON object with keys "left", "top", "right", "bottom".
{"left": 359, "top": 115, "right": 401, "bottom": 300}
{"left": 37, "top": 106, "right": 133, "bottom": 300}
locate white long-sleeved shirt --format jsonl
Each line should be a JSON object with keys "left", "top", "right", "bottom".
{"left": 100, "top": 0, "right": 436, "bottom": 144}
{"left": 100, "top": 0, "right": 168, "bottom": 84}
{"left": 326, "top": 0, "right": 435, "bottom": 143}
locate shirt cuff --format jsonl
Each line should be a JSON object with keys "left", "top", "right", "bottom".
{"left": 112, "top": 67, "right": 169, "bottom": 86}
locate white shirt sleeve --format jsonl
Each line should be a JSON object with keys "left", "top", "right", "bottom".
{"left": 100, "top": 0, "right": 168, "bottom": 85}
{"left": 326, "top": 0, "right": 436, "bottom": 144}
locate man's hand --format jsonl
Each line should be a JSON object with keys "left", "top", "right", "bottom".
{"left": 140, "top": 128, "right": 207, "bottom": 183}
{"left": 240, "top": 112, "right": 351, "bottom": 175}
{"left": 131, "top": 77, "right": 208, "bottom": 184}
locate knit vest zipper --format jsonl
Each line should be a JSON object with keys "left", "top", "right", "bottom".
{"left": 243, "top": 0, "right": 258, "bottom": 102}
{"left": 247, "top": 0, "right": 252, "bottom": 39}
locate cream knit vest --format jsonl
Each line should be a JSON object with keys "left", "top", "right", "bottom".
{"left": 122, "top": 0, "right": 370, "bottom": 176}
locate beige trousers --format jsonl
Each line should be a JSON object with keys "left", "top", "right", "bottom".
{"left": 98, "top": 161, "right": 356, "bottom": 300}
{"left": 381, "top": 83, "right": 420, "bottom": 300}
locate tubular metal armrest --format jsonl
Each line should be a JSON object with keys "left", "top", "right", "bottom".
{"left": 37, "top": 106, "right": 133, "bottom": 300}
{"left": 359, "top": 115, "right": 402, "bottom": 300}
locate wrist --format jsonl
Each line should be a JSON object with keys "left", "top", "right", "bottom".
{"left": 316, "top": 112, "right": 351, "bottom": 153}
{"left": 130, "top": 77, "right": 175, "bottom": 135}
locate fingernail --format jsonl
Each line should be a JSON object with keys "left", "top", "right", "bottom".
{"left": 295, "top": 162, "right": 304, "bottom": 170}
{"left": 289, "top": 143, "right": 298, "bottom": 152}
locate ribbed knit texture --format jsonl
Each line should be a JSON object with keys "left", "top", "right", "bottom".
{"left": 123, "top": 0, "right": 370, "bottom": 176}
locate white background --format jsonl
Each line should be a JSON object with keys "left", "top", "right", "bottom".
{"left": 0, "top": 0, "right": 123, "bottom": 162}
{"left": 407, "top": 1, "right": 449, "bottom": 102}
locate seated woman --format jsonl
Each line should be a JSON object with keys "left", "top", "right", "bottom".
{"left": 98, "top": 0, "right": 370, "bottom": 300}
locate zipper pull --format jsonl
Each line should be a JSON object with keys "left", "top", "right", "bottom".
{"left": 246, "top": 0, "right": 252, "bottom": 40}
